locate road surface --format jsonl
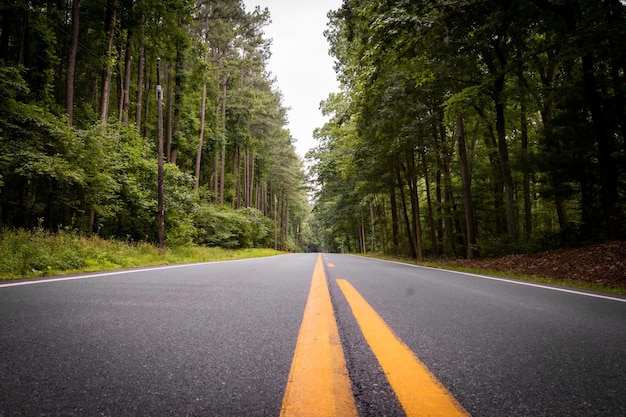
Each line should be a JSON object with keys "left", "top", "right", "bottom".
{"left": 1, "top": 253, "right": 625, "bottom": 416}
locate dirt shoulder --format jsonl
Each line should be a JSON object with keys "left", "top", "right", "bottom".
{"left": 441, "top": 241, "right": 626, "bottom": 293}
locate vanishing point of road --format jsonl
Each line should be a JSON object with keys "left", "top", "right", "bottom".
{"left": 1, "top": 253, "right": 625, "bottom": 416}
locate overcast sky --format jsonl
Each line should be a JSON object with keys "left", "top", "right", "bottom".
{"left": 242, "top": 0, "right": 343, "bottom": 158}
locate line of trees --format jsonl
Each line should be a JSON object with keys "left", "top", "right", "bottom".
{"left": 0, "top": 0, "right": 313, "bottom": 250}
{"left": 309, "top": 0, "right": 626, "bottom": 258}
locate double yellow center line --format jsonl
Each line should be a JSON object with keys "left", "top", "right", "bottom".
{"left": 280, "top": 254, "right": 469, "bottom": 417}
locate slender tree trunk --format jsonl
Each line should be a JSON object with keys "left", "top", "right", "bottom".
{"left": 407, "top": 150, "right": 423, "bottom": 261}
{"left": 66, "top": 0, "right": 79, "bottom": 126}
{"left": 213, "top": 94, "right": 220, "bottom": 198}
{"left": 494, "top": 75, "right": 518, "bottom": 241}
{"left": 538, "top": 49, "right": 568, "bottom": 233}
{"left": 397, "top": 166, "right": 415, "bottom": 257}
{"left": 235, "top": 145, "right": 241, "bottom": 208}
{"left": 421, "top": 149, "right": 438, "bottom": 257}
{"left": 143, "top": 68, "right": 151, "bottom": 138}
{"left": 165, "top": 64, "right": 173, "bottom": 162}
{"left": 171, "top": 45, "right": 183, "bottom": 164}
{"left": 100, "top": 0, "right": 116, "bottom": 124}
{"left": 121, "top": 34, "right": 132, "bottom": 127}
{"left": 135, "top": 18, "right": 145, "bottom": 132}
{"left": 219, "top": 75, "right": 227, "bottom": 205}
{"left": 456, "top": 115, "right": 476, "bottom": 259}
{"left": 519, "top": 68, "right": 532, "bottom": 240}
{"left": 582, "top": 55, "right": 620, "bottom": 239}
{"left": 195, "top": 83, "right": 207, "bottom": 191}
{"left": 369, "top": 200, "right": 376, "bottom": 252}
{"left": 273, "top": 194, "right": 278, "bottom": 250}
{"left": 156, "top": 58, "right": 165, "bottom": 249}
{"left": 611, "top": 62, "right": 626, "bottom": 156}
{"left": 390, "top": 184, "right": 399, "bottom": 247}
{"left": 248, "top": 149, "right": 255, "bottom": 206}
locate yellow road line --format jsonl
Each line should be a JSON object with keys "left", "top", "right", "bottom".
{"left": 280, "top": 255, "right": 358, "bottom": 417}
{"left": 336, "top": 279, "right": 470, "bottom": 417}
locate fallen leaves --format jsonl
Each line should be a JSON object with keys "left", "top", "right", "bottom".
{"left": 446, "top": 241, "right": 626, "bottom": 291}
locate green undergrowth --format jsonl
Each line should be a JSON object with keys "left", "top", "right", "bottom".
{"left": 0, "top": 228, "right": 283, "bottom": 281}
{"left": 362, "top": 253, "right": 626, "bottom": 296}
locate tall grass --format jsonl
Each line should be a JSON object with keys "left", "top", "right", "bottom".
{"left": 0, "top": 228, "right": 283, "bottom": 280}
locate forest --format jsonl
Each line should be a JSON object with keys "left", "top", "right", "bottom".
{"left": 308, "top": 0, "right": 626, "bottom": 259}
{"left": 0, "top": 0, "right": 313, "bottom": 251}
{"left": 2, "top": 0, "right": 625, "bottom": 261}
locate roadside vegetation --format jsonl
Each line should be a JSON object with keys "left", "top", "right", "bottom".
{"left": 365, "top": 241, "right": 626, "bottom": 296}
{"left": 0, "top": 228, "right": 283, "bottom": 281}
{"left": 0, "top": 1, "right": 315, "bottom": 261}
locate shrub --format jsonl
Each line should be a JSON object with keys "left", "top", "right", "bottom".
{"left": 193, "top": 205, "right": 272, "bottom": 248}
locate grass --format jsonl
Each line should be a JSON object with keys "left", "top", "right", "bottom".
{"left": 362, "top": 253, "right": 626, "bottom": 296}
{"left": 0, "top": 228, "right": 284, "bottom": 281}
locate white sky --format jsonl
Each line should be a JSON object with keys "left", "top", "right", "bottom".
{"left": 242, "top": 0, "right": 343, "bottom": 158}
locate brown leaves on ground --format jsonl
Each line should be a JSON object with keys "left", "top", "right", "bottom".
{"left": 446, "top": 241, "right": 626, "bottom": 291}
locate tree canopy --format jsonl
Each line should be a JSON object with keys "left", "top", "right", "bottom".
{"left": 309, "top": 0, "right": 626, "bottom": 258}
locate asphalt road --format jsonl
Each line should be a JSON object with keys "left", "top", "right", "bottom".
{"left": 1, "top": 253, "right": 625, "bottom": 416}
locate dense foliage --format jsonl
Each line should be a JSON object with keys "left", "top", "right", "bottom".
{"left": 309, "top": 0, "right": 626, "bottom": 258}
{"left": 0, "top": 0, "right": 312, "bottom": 251}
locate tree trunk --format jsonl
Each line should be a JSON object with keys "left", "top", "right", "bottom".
{"left": 407, "top": 150, "right": 423, "bottom": 261}
{"left": 494, "top": 75, "right": 518, "bottom": 241}
{"left": 235, "top": 145, "right": 241, "bottom": 208}
{"left": 421, "top": 149, "right": 438, "bottom": 257}
{"left": 121, "top": 34, "right": 132, "bottom": 127}
{"left": 456, "top": 115, "right": 476, "bottom": 259}
{"left": 172, "top": 45, "right": 183, "bottom": 163}
{"left": 156, "top": 58, "right": 165, "bottom": 249}
{"left": 248, "top": 149, "right": 255, "bottom": 207}
{"left": 195, "top": 83, "right": 207, "bottom": 191}
{"left": 165, "top": 64, "right": 173, "bottom": 162}
{"left": 273, "top": 194, "right": 278, "bottom": 250}
{"left": 582, "top": 54, "right": 621, "bottom": 240}
{"left": 100, "top": 0, "right": 116, "bottom": 124}
{"left": 519, "top": 69, "right": 532, "bottom": 240}
{"left": 66, "top": 0, "right": 79, "bottom": 126}
{"left": 389, "top": 184, "right": 399, "bottom": 247}
{"left": 397, "top": 165, "right": 415, "bottom": 258}
{"left": 369, "top": 200, "right": 376, "bottom": 252}
{"left": 213, "top": 94, "right": 220, "bottom": 199}
{"left": 219, "top": 75, "right": 227, "bottom": 205}
{"left": 135, "top": 17, "right": 145, "bottom": 132}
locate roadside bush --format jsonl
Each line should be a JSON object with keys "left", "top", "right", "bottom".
{"left": 193, "top": 205, "right": 273, "bottom": 248}
{"left": 0, "top": 228, "right": 84, "bottom": 277}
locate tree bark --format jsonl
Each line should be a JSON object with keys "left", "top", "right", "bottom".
{"left": 421, "top": 149, "right": 438, "bottom": 257}
{"left": 135, "top": 17, "right": 145, "bottom": 132}
{"left": 582, "top": 55, "right": 621, "bottom": 240}
{"left": 456, "top": 115, "right": 476, "bottom": 259}
{"left": 407, "top": 150, "right": 423, "bottom": 261}
{"left": 100, "top": 0, "right": 116, "bottom": 124}
{"left": 494, "top": 75, "right": 518, "bottom": 241}
{"left": 156, "top": 58, "right": 165, "bottom": 248}
{"left": 171, "top": 45, "right": 183, "bottom": 164}
{"left": 518, "top": 67, "right": 532, "bottom": 240}
{"left": 165, "top": 64, "right": 173, "bottom": 162}
{"left": 397, "top": 165, "right": 415, "bottom": 258}
{"left": 66, "top": 0, "right": 79, "bottom": 126}
{"left": 389, "top": 184, "right": 399, "bottom": 247}
{"left": 219, "top": 75, "right": 227, "bottom": 205}
{"left": 121, "top": 34, "right": 132, "bottom": 127}
{"left": 195, "top": 83, "right": 207, "bottom": 191}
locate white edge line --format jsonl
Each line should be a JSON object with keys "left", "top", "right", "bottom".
{"left": 350, "top": 255, "right": 626, "bottom": 304}
{"left": 0, "top": 257, "right": 260, "bottom": 289}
